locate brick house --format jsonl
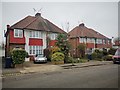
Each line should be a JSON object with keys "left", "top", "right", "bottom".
{"left": 68, "top": 23, "right": 112, "bottom": 57}
{"left": 5, "top": 13, "right": 66, "bottom": 57}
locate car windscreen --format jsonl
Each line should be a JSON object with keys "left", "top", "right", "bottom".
{"left": 37, "top": 55, "right": 43, "bottom": 57}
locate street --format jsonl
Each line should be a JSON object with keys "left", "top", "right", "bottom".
{"left": 2, "top": 63, "right": 119, "bottom": 88}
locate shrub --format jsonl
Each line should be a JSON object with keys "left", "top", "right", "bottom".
{"left": 51, "top": 46, "right": 61, "bottom": 54}
{"left": 108, "top": 48, "right": 117, "bottom": 55}
{"left": 91, "top": 52, "right": 97, "bottom": 59}
{"left": 102, "top": 49, "right": 108, "bottom": 56}
{"left": 103, "top": 55, "right": 113, "bottom": 61}
{"left": 51, "top": 52, "right": 65, "bottom": 62}
{"left": 66, "top": 56, "right": 74, "bottom": 63}
{"left": 79, "top": 59, "right": 88, "bottom": 63}
{"left": 77, "top": 44, "right": 86, "bottom": 58}
{"left": 11, "top": 48, "right": 27, "bottom": 65}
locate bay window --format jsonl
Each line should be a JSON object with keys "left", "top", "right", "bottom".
{"left": 29, "top": 46, "right": 43, "bottom": 55}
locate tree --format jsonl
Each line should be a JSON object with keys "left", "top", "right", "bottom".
{"left": 77, "top": 44, "right": 86, "bottom": 58}
{"left": 56, "top": 34, "right": 71, "bottom": 63}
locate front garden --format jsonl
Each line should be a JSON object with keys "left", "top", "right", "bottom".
{"left": 8, "top": 34, "right": 117, "bottom": 68}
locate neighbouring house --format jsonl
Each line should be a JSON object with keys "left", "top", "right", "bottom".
{"left": 113, "top": 37, "right": 120, "bottom": 48}
{"left": 5, "top": 13, "right": 66, "bottom": 58}
{"left": 68, "top": 23, "right": 112, "bottom": 57}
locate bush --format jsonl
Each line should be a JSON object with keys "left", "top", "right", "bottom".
{"left": 11, "top": 48, "right": 27, "bottom": 65}
{"left": 66, "top": 56, "right": 74, "bottom": 63}
{"left": 51, "top": 52, "right": 65, "bottom": 62}
{"left": 102, "top": 49, "right": 108, "bottom": 56}
{"left": 91, "top": 52, "right": 97, "bottom": 59}
{"left": 103, "top": 55, "right": 113, "bottom": 61}
{"left": 79, "top": 59, "right": 88, "bottom": 63}
{"left": 51, "top": 46, "right": 61, "bottom": 54}
{"left": 108, "top": 48, "right": 117, "bottom": 55}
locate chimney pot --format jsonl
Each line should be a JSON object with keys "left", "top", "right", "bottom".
{"left": 79, "top": 23, "right": 85, "bottom": 27}
{"left": 7, "top": 25, "right": 10, "bottom": 28}
{"left": 35, "top": 13, "right": 41, "bottom": 17}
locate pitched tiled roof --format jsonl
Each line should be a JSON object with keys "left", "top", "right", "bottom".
{"left": 11, "top": 14, "right": 66, "bottom": 33}
{"left": 68, "top": 23, "right": 109, "bottom": 39}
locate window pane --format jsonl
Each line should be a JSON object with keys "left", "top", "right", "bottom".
{"left": 36, "top": 31, "right": 39, "bottom": 38}
{"left": 33, "top": 31, "right": 35, "bottom": 37}
{"left": 30, "top": 31, "right": 32, "bottom": 37}
{"left": 19, "top": 30, "right": 23, "bottom": 37}
{"left": 36, "top": 46, "right": 39, "bottom": 55}
{"left": 14, "top": 29, "right": 18, "bottom": 37}
{"left": 33, "top": 46, "right": 35, "bottom": 54}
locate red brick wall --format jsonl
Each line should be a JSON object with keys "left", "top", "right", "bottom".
{"left": 9, "top": 30, "right": 25, "bottom": 44}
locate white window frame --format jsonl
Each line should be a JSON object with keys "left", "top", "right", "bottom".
{"left": 14, "top": 29, "right": 23, "bottom": 38}
{"left": 49, "top": 33, "right": 58, "bottom": 40}
{"left": 29, "top": 31, "right": 42, "bottom": 38}
{"left": 29, "top": 46, "right": 43, "bottom": 55}
{"left": 96, "top": 39, "right": 103, "bottom": 44}
{"left": 79, "top": 37, "right": 86, "bottom": 43}
{"left": 103, "top": 39, "right": 106, "bottom": 44}
{"left": 108, "top": 40, "right": 111, "bottom": 44}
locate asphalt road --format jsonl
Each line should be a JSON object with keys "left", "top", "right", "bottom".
{"left": 3, "top": 64, "right": 119, "bottom": 88}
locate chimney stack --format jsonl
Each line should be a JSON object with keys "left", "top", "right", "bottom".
{"left": 35, "top": 13, "right": 41, "bottom": 17}
{"left": 79, "top": 23, "right": 85, "bottom": 27}
{"left": 7, "top": 25, "right": 10, "bottom": 29}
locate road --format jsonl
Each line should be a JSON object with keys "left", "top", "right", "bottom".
{"left": 3, "top": 64, "right": 119, "bottom": 88}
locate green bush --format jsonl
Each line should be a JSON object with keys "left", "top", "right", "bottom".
{"left": 91, "top": 49, "right": 103, "bottom": 60}
{"left": 51, "top": 52, "right": 65, "bottom": 62}
{"left": 66, "top": 56, "right": 74, "bottom": 63}
{"left": 102, "top": 55, "right": 113, "bottom": 61}
{"left": 108, "top": 48, "right": 117, "bottom": 55}
{"left": 11, "top": 48, "right": 27, "bottom": 65}
{"left": 91, "top": 52, "right": 97, "bottom": 59}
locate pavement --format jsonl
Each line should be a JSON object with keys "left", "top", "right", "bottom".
{"left": 1, "top": 60, "right": 113, "bottom": 77}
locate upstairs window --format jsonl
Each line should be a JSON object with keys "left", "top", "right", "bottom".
{"left": 96, "top": 39, "right": 102, "bottom": 44}
{"left": 79, "top": 37, "right": 86, "bottom": 43}
{"left": 103, "top": 39, "right": 106, "bottom": 44}
{"left": 49, "top": 33, "right": 58, "bottom": 40}
{"left": 87, "top": 38, "right": 95, "bottom": 43}
{"left": 14, "top": 29, "right": 23, "bottom": 38}
{"left": 108, "top": 40, "right": 111, "bottom": 44}
{"left": 29, "top": 31, "right": 42, "bottom": 38}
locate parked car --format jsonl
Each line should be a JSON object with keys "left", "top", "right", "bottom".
{"left": 112, "top": 48, "right": 120, "bottom": 64}
{"left": 34, "top": 54, "right": 47, "bottom": 63}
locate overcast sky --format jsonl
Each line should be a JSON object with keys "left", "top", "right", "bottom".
{"left": 0, "top": 1, "right": 118, "bottom": 44}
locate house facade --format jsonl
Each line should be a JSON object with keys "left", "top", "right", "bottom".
{"left": 5, "top": 13, "right": 66, "bottom": 57}
{"left": 68, "top": 23, "right": 112, "bottom": 57}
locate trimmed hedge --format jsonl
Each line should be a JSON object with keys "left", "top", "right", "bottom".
{"left": 51, "top": 52, "right": 65, "bottom": 62}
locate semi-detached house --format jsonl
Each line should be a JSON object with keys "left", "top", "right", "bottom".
{"left": 68, "top": 23, "right": 112, "bottom": 57}
{"left": 5, "top": 13, "right": 66, "bottom": 57}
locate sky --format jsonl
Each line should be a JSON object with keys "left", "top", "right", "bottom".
{"left": 0, "top": 1, "right": 119, "bottom": 44}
